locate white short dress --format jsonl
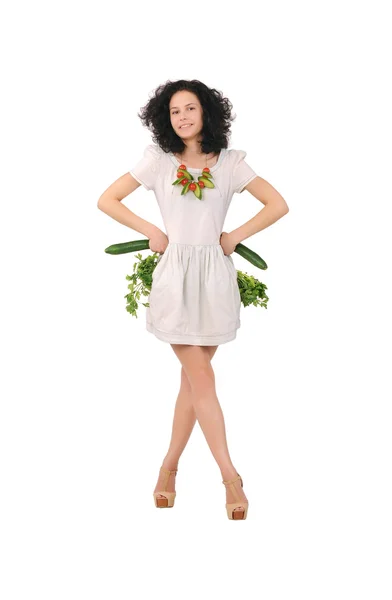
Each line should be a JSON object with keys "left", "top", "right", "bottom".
{"left": 129, "top": 144, "right": 258, "bottom": 345}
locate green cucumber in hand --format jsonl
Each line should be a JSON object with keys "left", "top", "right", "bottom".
{"left": 105, "top": 239, "right": 267, "bottom": 270}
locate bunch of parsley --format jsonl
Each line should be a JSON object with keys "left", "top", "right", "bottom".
{"left": 125, "top": 252, "right": 160, "bottom": 318}
{"left": 236, "top": 269, "right": 269, "bottom": 308}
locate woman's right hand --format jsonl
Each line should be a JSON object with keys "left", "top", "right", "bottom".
{"left": 149, "top": 229, "right": 169, "bottom": 254}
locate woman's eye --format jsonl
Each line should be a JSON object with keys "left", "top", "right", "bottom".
{"left": 172, "top": 107, "right": 195, "bottom": 115}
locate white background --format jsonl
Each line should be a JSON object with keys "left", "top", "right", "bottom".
{"left": 1, "top": 1, "right": 391, "bottom": 598}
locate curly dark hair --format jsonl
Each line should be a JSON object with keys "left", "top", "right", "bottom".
{"left": 137, "top": 79, "right": 236, "bottom": 155}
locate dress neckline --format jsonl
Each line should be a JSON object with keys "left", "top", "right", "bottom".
{"left": 169, "top": 149, "right": 226, "bottom": 173}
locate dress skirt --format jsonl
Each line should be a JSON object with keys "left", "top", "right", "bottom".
{"left": 146, "top": 242, "right": 241, "bottom": 345}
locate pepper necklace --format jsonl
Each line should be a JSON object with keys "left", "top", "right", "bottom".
{"left": 172, "top": 151, "right": 216, "bottom": 201}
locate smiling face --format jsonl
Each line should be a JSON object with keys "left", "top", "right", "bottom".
{"left": 169, "top": 90, "right": 203, "bottom": 142}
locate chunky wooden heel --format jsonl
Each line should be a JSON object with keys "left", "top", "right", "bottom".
{"left": 222, "top": 473, "right": 249, "bottom": 520}
{"left": 153, "top": 467, "right": 177, "bottom": 508}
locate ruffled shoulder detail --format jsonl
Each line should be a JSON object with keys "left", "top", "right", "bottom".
{"left": 129, "top": 144, "right": 163, "bottom": 191}
{"left": 143, "top": 144, "right": 163, "bottom": 170}
{"left": 228, "top": 148, "right": 247, "bottom": 163}
{"left": 229, "top": 149, "right": 258, "bottom": 194}
{"left": 234, "top": 149, "right": 247, "bottom": 159}
{"left": 145, "top": 143, "right": 163, "bottom": 159}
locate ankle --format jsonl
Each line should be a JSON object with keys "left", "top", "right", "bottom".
{"left": 221, "top": 467, "right": 240, "bottom": 482}
{"left": 161, "top": 457, "right": 179, "bottom": 471}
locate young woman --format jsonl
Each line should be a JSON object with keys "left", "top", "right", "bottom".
{"left": 97, "top": 79, "right": 289, "bottom": 519}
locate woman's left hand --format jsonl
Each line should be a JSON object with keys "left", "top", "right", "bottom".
{"left": 220, "top": 231, "right": 238, "bottom": 256}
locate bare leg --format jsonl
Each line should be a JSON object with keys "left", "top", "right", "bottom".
{"left": 169, "top": 344, "right": 248, "bottom": 512}
{"left": 154, "top": 345, "right": 218, "bottom": 499}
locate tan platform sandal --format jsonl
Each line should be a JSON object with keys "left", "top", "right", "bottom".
{"left": 222, "top": 473, "right": 249, "bottom": 520}
{"left": 153, "top": 467, "right": 177, "bottom": 508}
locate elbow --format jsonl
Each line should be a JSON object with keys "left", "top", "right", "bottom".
{"left": 98, "top": 194, "right": 118, "bottom": 209}
{"left": 272, "top": 201, "right": 288, "bottom": 216}
{"left": 97, "top": 195, "right": 110, "bottom": 210}
{"left": 281, "top": 200, "right": 289, "bottom": 214}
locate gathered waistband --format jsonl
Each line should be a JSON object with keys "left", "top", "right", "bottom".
{"left": 167, "top": 242, "right": 221, "bottom": 247}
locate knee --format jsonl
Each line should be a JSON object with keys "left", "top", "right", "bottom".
{"left": 180, "top": 367, "right": 192, "bottom": 392}
{"left": 189, "top": 366, "right": 215, "bottom": 396}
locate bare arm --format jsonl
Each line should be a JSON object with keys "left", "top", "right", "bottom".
{"left": 230, "top": 176, "right": 289, "bottom": 245}
{"left": 97, "top": 173, "right": 160, "bottom": 239}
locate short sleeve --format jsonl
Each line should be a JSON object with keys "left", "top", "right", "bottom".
{"left": 129, "top": 144, "right": 162, "bottom": 191}
{"left": 231, "top": 149, "right": 258, "bottom": 194}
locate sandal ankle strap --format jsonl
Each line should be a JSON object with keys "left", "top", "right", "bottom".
{"left": 222, "top": 473, "right": 242, "bottom": 486}
{"left": 160, "top": 467, "right": 178, "bottom": 475}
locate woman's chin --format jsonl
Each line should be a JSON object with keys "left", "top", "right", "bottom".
{"left": 178, "top": 126, "right": 199, "bottom": 138}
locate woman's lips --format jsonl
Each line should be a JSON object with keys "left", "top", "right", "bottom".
{"left": 180, "top": 123, "right": 193, "bottom": 129}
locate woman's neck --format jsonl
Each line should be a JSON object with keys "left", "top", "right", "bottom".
{"left": 174, "top": 150, "right": 219, "bottom": 168}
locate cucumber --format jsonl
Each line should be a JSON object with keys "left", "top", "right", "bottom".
{"left": 181, "top": 181, "right": 192, "bottom": 195}
{"left": 192, "top": 182, "right": 202, "bottom": 200}
{"left": 198, "top": 176, "right": 215, "bottom": 188}
{"left": 234, "top": 243, "right": 268, "bottom": 270}
{"left": 105, "top": 239, "right": 268, "bottom": 270}
{"left": 179, "top": 169, "right": 193, "bottom": 180}
{"left": 105, "top": 239, "right": 150, "bottom": 255}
